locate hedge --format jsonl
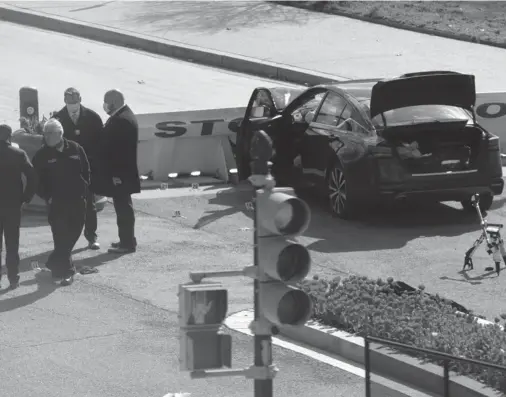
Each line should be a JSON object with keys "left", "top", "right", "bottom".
{"left": 299, "top": 275, "right": 506, "bottom": 392}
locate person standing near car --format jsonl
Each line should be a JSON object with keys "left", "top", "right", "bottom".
{"left": 52, "top": 87, "right": 103, "bottom": 250}
{"left": 0, "top": 124, "right": 36, "bottom": 290}
{"left": 95, "top": 89, "right": 140, "bottom": 254}
{"left": 32, "top": 119, "right": 90, "bottom": 286}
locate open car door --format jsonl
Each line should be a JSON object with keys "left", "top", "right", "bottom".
{"left": 236, "top": 88, "right": 280, "bottom": 180}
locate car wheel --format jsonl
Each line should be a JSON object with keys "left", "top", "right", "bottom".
{"left": 327, "top": 165, "right": 354, "bottom": 219}
{"left": 461, "top": 193, "right": 493, "bottom": 213}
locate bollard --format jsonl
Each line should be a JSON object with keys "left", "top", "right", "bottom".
{"left": 19, "top": 86, "right": 39, "bottom": 128}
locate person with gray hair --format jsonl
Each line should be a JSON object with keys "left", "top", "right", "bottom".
{"left": 0, "top": 124, "right": 36, "bottom": 290}
{"left": 94, "top": 89, "right": 140, "bottom": 254}
{"left": 32, "top": 118, "right": 91, "bottom": 286}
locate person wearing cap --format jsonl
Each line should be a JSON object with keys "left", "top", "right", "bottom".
{"left": 52, "top": 88, "right": 103, "bottom": 250}
{"left": 0, "top": 124, "right": 36, "bottom": 290}
{"left": 32, "top": 119, "right": 90, "bottom": 286}
{"left": 94, "top": 89, "right": 140, "bottom": 254}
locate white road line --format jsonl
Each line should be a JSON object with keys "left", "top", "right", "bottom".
{"left": 224, "top": 310, "right": 365, "bottom": 378}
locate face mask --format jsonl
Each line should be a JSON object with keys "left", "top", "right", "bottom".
{"left": 66, "top": 103, "right": 80, "bottom": 113}
{"left": 103, "top": 103, "right": 111, "bottom": 115}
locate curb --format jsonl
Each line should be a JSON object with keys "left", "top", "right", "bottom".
{"left": 224, "top": 310, "right": 428, "bottom": 397}
{"left": 0, "top": 3, "right": 347, "bottom": 87}
{"left": 275, "top": 2, "right": 506, "bottom": 51}
{"left": 280, "top": 321, "right": 498, "bottom": 397}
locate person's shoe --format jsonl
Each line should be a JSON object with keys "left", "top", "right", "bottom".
{"left": 9, "top": 281, "right": 20, "bottom": 290}
{"left": 60, "top": 275, "right": 74, "bottom": 286}
{"left": 108, "top": 245, "right": 136, "bottom": 254}
{"left": 88, "top": 241, "right": 100, "bottom": 250}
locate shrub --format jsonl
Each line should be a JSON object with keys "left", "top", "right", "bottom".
{"left": 299, "top": 275, "right": 506, "bottom": 392}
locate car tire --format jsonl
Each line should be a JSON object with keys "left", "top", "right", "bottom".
{"left": 461, "top": 193, "right": 493, "bottom": 213}
{"left": 327, "top": 165, "right": 355, "bottom": 219}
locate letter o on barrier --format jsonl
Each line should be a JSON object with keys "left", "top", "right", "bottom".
{"left": 476, "top": 102, "right": 506, "bottom": 119}
{"left": 19, "top": 86, "right": 39, "bottom": 122}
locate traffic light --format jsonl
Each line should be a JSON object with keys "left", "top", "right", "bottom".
{"left": 178, "top": 282, "right": 232, "bottom": 371}
{"left": 255, "top": 187, "right": 313, "bottom": 327}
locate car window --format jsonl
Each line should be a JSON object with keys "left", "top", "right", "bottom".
{"left": 367, "top": 103, "right": 472, "bottom": 127}
{"left": 251, "top": 90, "right": 274, "bottom": 118}
{"left": 290, "top": 92, "right": 326, "bottom": 123}
{"left": 314, "top": 93, "right": 349, "bottom": 127}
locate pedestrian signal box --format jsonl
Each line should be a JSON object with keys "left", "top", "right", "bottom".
{"left": 178, "top": 282, "right": 232, "bottom": 372}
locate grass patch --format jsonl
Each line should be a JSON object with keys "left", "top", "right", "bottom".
{"left": 277, "top": 1, "right": 506, "bottom": 47}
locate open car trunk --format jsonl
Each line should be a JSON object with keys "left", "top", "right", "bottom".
{"left": 380, "top": 120, "right": 484, "bottom": 174}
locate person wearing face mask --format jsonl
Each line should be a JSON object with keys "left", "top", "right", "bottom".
{"left": 52, "top": 88, "right": 103, "bottom": 251}
{"left": 0, "top": 124, "right": 36, "bottom": 290}
{"left": 32, "top": 119, "right": 90, "bottom": 286}
{"left": 94, "top": 89, "right": 140, "bottom": 254}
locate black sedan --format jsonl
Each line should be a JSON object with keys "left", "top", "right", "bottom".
{"left": 236, "top": 71, "right": 504, "bottom": 219}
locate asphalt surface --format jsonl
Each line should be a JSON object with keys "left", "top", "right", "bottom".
{"left": 0, "top": 20, "right": 296, "bottom": 126}
{"left": 133, "top": 186, "right": 506, "bottom": 321}
{"left": 0, "top": 21, "right": 361, "bottom": 397}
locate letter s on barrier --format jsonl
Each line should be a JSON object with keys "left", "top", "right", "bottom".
{"left": 155, "top": 121, "right": 187, "bottom": 138}
{"left": 476, "top": 102, "right": 506, "bottom": 119}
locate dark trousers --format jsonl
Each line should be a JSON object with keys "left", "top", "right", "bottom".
{"left": 84, "top": 189, "right": 98, "bottom": 243}
{"left": 0, "top": 207, "right": 21, "bottom": 283}
{"left": 46, "top": 198, "right": 86, "bottom": 278}
{"left": 112, "top": 194, "right": 136, "bottom": 248}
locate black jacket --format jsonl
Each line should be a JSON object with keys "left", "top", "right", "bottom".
{"left": 94, "top": 105, "right": 140, "bottom": 197}
{"left": 53, "top": 105, "right": 103, "bottom": 164}
{"left": 0, "top": 141, "right": 36, "bottom": 209}
{"left": 32, "top": 139, "right": 90, "bottom": 202}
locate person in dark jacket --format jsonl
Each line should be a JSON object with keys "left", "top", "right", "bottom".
{"left": 0, "top": 124, "right": 36, "bottom": 289}
{"left": 32, "top": 119, "right": 90, "bottom": 286}
{"left": 96, "top": 89, "right": 140, "bottom": 254}
{"left": 53, "top": 87, "right": 103, "bottom": 250}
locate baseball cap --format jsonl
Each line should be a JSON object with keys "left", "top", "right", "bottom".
{"left": 0, "top": 124, "right": 12, "bottom": 141}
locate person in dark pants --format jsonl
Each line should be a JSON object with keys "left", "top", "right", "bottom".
{"left": 0, "top": 124, "right": 36, "bottom": 290}
{"left": 52, "top": 87, "right": 103, "bottom": 250}
{"left": 95, "top": 89, "right": 140, "bottom": 254}
{"left": 32, "top": 119, "right": 90, "bottom": 286}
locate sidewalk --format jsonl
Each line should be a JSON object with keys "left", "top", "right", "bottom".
{"left": 3, "top": 1, "right": 506, "bottom": 91}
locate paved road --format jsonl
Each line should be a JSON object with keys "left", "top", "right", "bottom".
{"left": 133, "top": 187, "right": 506, "bottom": 322}
{"left": 7, "top": 1, "right": 506, "bottom": 91}
{"left": 0, "top": 20, "right": 297, "bottom": 126}
{"left": 0, "top": 22, "right": 361, "bottom": 397}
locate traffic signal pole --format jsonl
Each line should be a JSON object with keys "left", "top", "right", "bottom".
{"left": 253, "top": 188, "right": 274, "bottom": 397}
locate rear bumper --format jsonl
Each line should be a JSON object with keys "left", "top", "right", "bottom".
{"left": 377, "top": 177, "right": 504, "bottom": 201}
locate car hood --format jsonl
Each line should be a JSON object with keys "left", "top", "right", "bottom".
{"left": 369, "top": 72, "right": 476, "bottom": 119}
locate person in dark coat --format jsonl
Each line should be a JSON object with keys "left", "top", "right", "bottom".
{"left": 95, "top": 89, "right": 140, "bottom": 254}
{"left": 52, "top": 87, "right": 103, "bottom": 250}
{"left": 32, "top": 119, "right": 90, "bottom": 286}
{"left": 0, "top": 124, "right": 36, "bottom": 289}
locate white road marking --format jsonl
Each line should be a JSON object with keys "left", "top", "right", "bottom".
{"left": 224, "top": 310, "right": 365, "bottom": 378}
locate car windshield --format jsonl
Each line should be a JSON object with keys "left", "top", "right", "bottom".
{"left": 268, "top": 87, "right": 306, "bottom": 110}
{"left": 362, "top": 101, "right": 472, "bottom": 128}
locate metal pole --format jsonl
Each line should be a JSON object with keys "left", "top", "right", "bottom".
{"left": 253, "top": 187, "right": 273, "bottom": 397}
{"left": 364, "top": 338, "right": 371, "bottom": 397}
{"left": 443, "top": 360, "right": 450, "bottom": 397}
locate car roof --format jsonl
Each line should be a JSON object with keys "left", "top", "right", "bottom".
{"left": 326, "top": 80, "right": 378, "bottom": 102}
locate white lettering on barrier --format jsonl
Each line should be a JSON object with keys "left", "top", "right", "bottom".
{"left": 476, "top": 92, "right": 506, "bottom": 151}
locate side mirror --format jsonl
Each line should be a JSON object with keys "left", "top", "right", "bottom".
{"left": 304, "top": 110, "right": 315, "bottom": 124}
